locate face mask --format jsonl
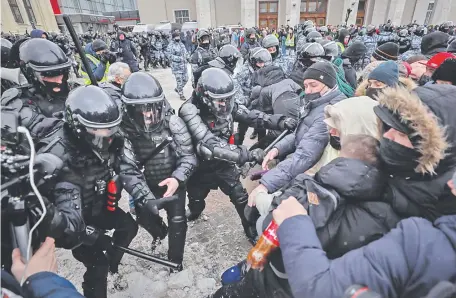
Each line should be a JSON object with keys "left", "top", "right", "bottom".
{"left": 174, "top": 38, "right": 180, "bottom": 42}
{"left": 418, "top": 75, "right": 431, "bottom": 86}
{"left": 201, "top": 42, "right": 210, "bottom": 49}
{"left": 248, "top": 38, "right": 256, "bottom": 45}
{"left": 379, "top": 137, "right": 421, "bottom": 175}
{"left": 304, "top": 92, "right": 321, "bottom": 101}
{"left": 365, "top": 87, "right": 383, "bottom": 100}
{"left": 329, "top": 135, "right": 341, "bottom": 150}
{"left": 270, "top": 50, "right": 278, "bottom": 60}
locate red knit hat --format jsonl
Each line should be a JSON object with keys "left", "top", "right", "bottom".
{"left": 420, "top": 52, "right": 456, "bottom": 69}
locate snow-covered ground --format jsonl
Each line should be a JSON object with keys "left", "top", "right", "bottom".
{"left": 57, "top": 65, "right": 260, "bottom": 297}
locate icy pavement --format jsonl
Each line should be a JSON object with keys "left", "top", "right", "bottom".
{"left": 57, "top": 66, "right": 260, "bottom": 298}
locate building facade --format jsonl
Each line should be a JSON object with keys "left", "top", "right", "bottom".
{"left": 1, "top": 0, "right": 59, "bottom": 33}
{"left": 137, "top": 0, "right": 456, "bottom": 29}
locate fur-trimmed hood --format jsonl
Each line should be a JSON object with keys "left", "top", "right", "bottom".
{"left": 376, "top": 85, "right": 450, "bottom": 174}
{"left": 355, "top": 77, "right": 417, "bottom": 97}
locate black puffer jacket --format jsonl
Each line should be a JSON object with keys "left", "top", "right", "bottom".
{"left": 377, "top": 85, "right": 456, "bottom": 221}
{"left": 250, "top": 65, "right": 302, "bottom": 115}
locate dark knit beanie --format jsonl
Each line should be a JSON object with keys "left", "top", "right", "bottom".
{"left": 432, "top": 58, "right": 456, "bottom": 85}
{"left": 372, "top": 42, "right": 399, "bottom": 61}
{"left": 341, "top": 41, "right": 367, "bottom": 60}
{"left": 302, "top": 61, "right": 337, "bottom": 88}
{"left": 368, "top": 61, "right": 399, "bottom": 87}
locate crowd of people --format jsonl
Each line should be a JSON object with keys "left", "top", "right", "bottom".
{"left": 1, "top": 18, "right": 456, "bottom": 298}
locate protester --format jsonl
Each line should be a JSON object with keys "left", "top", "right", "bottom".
{"left": 432, "top": 58, "right": 456, "bottom": 85}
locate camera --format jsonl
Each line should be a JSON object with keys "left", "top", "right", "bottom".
{"left": 1, "top": 107, "right": 63, "bottom": 270}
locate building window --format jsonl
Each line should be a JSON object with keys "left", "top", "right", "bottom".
{"left": 174, "top": 9, "right": 190, "bottom": 24}
{"left": 22, "top": 0, "right": 36, "bottom": 24}
{"left": 301, "top": 0, "right": 326, "bottom": 13}
{"left": 317, "top": 18, "right": 325, "bottom": 25}
{"left": 8, "top": 0, "right": 24, "bottom": 23}
{"left": 259, "top": 2, "right": 278, "bottom": 14}
{"left": 358, "top": 0, "right": 365, "bottom": 11}
{"left": 424, "top": 0, "right": 434, "bottom": 25}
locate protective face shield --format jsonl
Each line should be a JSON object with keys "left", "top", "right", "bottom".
{"left": 200, "top": 35, "right": 210, "bottom": 49}
{"left": 250, "top": 48, "right": 272, "bottom": 70}
{"left": 207, "top": 94, "right": 235, "bottom": 119}
{"left": 127, "top": 102, "right": 164, "bottom": 132}
{"left": 35, "top": 67, "right": 70, "bottom": 98}
{"left": 84, "top": 126, "right": 118, "bottom": 158}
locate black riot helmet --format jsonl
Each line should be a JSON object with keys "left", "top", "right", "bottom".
{"left": 197, "top": 29, "right": 211, "bottom": 49}
{"left": 92, "top": 39, "right": 108, "bottom": 52}
{"left": 302, "top": 20, "right": 314, "bottom": 30}
{"left": 196, "top": 68, "right": 236, "bottom": 119}
{"left": 440, "top": 21, "right": 453, "bottom": 33}
{"left": 246, "top": 28, "right": 257, "bottom": 44}
{"left": 121, "top": 72, "right": 166, "bottom": 132}
{"left": 297, "top": 42, "right": 325, "bottom": 62}
{"left": 304, "top": 26, "right": 316, "bottom": 36}
{"left": 383, "top": 23, "right": 393, "bottom": 32}
{"left": 19, "top": 38, "right": 72, "bottom": 98}
{"left": 366, "top": 24, "right": 376, "bottom": 35}
{"left": 248, "top": 47, "right": 272, "bottom": 70}
{"left": 415, "top": 26, "right": 426, "bottom": 36}
{"left": 318, "top": 40, "right": 339, "bottom": 59}
{"left": 306, "top": 31, "right": 322, "bottom": 43}
{"left": 65, "top": 86, "right": 122, "bottom": 160}
{"left": 218, "top": 44, "right": 241, "bottom": 71}
{"left": 318, "top": 26, "right": 329, "bottom": 35}
{"left": 1, "top": 38, "right": 12, "bottom": 68}
{"left": 261, "top": 34, "right": 280, "bottom": 60}
{"left": 398, "top": 29, "right": 408, "bottom": 37}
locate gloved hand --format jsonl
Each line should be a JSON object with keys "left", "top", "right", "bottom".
{"left": 99, "top": 53, "right": 108, "bottom": 64}
{"left": 106, "top": 52, "right": 117, "bottom": 64}
{"left": 135, "top": 196, "right": 161, "bottom": 216}
{"left": 248, "top": 148, "right": 265, "bottom": 164}
{"left": 279, "top": 117, "right": 297, "bottom": 131}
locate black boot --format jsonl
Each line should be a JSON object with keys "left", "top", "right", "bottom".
{"left": 186, "top": 199, "right": 206, "bottom": 221}
{"left": 233, "top": 202, "right": 258, "bottom": 245}
{"left": 82, "top": 265, "right": 109, "bottom": 298}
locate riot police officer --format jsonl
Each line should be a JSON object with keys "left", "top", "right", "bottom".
{"left": 139, "top": 32, "right": 150, "bottom": 71}
{"left": 240, "top": 28, "right": 261, "bottom": 60}
{"left": 1, "top": 38, "right": 74, "bottom": 144}
{"left": 208, "top": 44, "right": 241, "bottom": 76}
{"left": 190, "top": 29, "right": 218, "bottom": 87}
{"left": 261, "top": 34, "right": 293, "bottom": 76}
{"left": 36, "top": 85, "right": 164, "bottom": 298}
{"left": 179, "top": 68, "right": 282, "bottom": 244}
{"left": 121, "top": 72, "right": 197, "bottom": 268}
{"left": 398, "top": 28, "right": 412, "bottom": 55}
{"left": 288, "top": 42, "right": 326, "bottom": 86}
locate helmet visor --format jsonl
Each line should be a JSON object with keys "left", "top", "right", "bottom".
{"left": 128, "top": 102, "right": 164, "bottom": 132}
{"left": 85, "top": 126, "right": 118, "bottom": 153}
{"left": 208, "top": 95, "right": 234, "bottom": 119}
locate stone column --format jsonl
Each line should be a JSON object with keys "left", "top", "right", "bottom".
{"left": 364, "top": 0, "right": 376, "bottom": 25}
{"left": 343, "top": 0, "right": 360, "bottom": 26}
{"left": 370, "top": 0, "right": 389, "bottom": 25}
{"left": 285, "top": 0, "right": 301, "bottom": 27}
{"left": 196, "top": 0, "right": 212, "bottom": 29}
{"left": 386, "top": 0, "right": 407, "bottom": 25}
{"left": 431, "top": 0, "right": 453, "bottom": 24}
{"left": 412, "top": 0, "right": 431, "bottom": 24}
{"left": 241, "top": 0, "right": 256, "bottom": 28}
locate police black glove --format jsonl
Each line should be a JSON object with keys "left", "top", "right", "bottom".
{"left": 135, "top": 195, "right": 161, "bottom": 217}
{"left": 279, "top": 117, "right": 297, "bottom": 131}
{"left": 82, "top": 226, "right": 113, "bottom": 250}
{"left": 99, "top": 53, "right": 109, "bottom": 64}
{"left": 248, "top": 148, "right": 265, "bottom": 164}
{"left": 107, "top": 52, "right": 117, "bottom": 64}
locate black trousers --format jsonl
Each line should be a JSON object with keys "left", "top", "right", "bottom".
{"left": 186, "top": 162, "right": 253, "bottom": 237}
{"left": 72, "top": 208, "right": 138, "bottom": 298}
